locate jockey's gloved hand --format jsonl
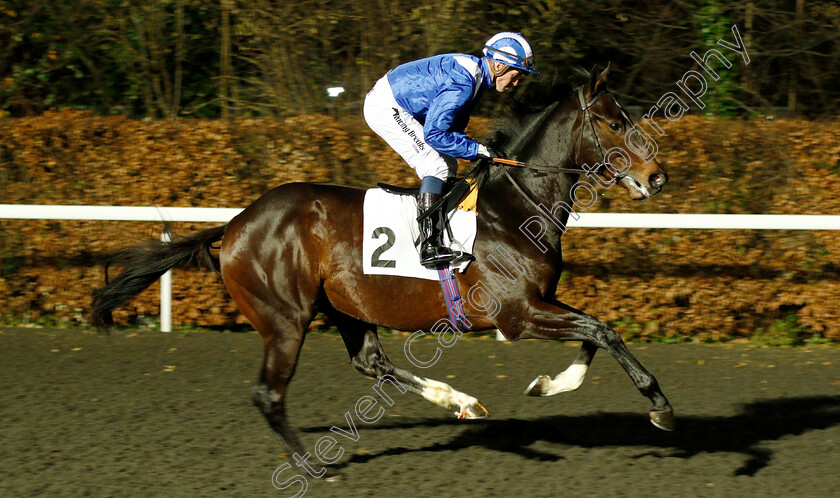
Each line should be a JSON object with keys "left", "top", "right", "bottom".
{"left": 476, "top": 144, "right": 507, "bottom": 161}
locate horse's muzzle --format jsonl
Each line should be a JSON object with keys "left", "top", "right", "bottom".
{"left": 649, "top": 172, "right": 668, "bottom": 190}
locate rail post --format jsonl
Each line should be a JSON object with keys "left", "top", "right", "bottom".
{"left": 160, "top": 231, "right": 172, "bottom": 332}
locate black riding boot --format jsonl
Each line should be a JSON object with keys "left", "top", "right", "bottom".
{"left": 417, "top": 192, "right": 455, "bottom": 268}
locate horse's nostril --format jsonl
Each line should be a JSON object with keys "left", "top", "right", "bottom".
{"left": 649, "top": 172, "right": 668, "bottom": 188}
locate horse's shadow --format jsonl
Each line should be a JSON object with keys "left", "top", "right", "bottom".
{"left": 301, "top": 395, "right": 840, "bottom": 476}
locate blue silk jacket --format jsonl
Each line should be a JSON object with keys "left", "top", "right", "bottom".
{"left": 387, "top": 54, "right": 491, "bottom": 159}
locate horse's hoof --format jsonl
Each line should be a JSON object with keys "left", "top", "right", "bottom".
{"left": 456, "top": 401, "right": 490, "bottom": 419}
{"left": 524, "top": 375, "right": 551, "bottom": 396}
{"left": 649, "top": 409, "right": 676, "bottom": 431}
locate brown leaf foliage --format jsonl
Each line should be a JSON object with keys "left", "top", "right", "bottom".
{"left": 1, "top": 111, "right": 839, "bottom": 340}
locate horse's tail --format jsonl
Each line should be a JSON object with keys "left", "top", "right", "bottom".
{"left": 91, "top": 224, "right": 227, "bottom": 329}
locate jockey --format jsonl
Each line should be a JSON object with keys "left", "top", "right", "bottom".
{"left": 364, "top": 32, "right": 538, "bottom": 268}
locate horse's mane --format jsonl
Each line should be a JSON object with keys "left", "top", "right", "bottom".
{"left": 487, "top": 66, "right": 591, "bottom": 152}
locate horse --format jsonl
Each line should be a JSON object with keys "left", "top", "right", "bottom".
{"left": 91, "top": 65, "right": 674, "bottom": 473}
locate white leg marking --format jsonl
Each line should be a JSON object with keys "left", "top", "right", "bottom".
{"left": 418, "top": 377, "right": 478, "bottom": 411}
{"left": 541, "top": 363, "right": 589, "bottom": 396}
{"left": 525, "top": 344, "right": 596, "bottom": 397}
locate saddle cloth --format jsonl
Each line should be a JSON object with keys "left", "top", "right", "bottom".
{"left": 362, "top": 188, "right": 477, "bottom": 281}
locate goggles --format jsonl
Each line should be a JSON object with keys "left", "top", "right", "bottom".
{"left": 484, "top": 45, "right": 537, "bottom": 72}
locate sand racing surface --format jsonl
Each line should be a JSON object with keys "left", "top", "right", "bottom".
{"left": 1, "top": 327, "right": 839, "bottom": 497}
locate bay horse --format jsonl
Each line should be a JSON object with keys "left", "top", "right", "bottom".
{"left": 92, "top": 65, "right": 674, "bottom": 470}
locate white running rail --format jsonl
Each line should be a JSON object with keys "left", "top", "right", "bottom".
{"left": 3, "top": 204, "right": 840, "bottom": 332}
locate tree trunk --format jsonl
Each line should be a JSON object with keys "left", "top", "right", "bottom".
{"left": 788, "top": 0, "right": 804, "bottom": 115}
{"left": 220, "top": 0, "right": 233, "bottom": 119}
{"left": 173, "top": 0, "right": 184, "bottom": 114}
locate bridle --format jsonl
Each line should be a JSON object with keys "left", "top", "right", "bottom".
{"left": 493, "top": 86, "right": 630, "bottom": 217}
{"left": 572, "top": 86, "right": 635, "bottom": 176}
{"left": 573, "top": 87, "right": 608, "bottom": 170}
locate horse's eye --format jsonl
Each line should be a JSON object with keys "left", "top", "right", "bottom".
{"left": 609, "top": 122, "right": 621, "bottom": 131}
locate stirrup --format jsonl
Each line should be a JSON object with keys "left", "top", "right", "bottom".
{"left": 445, "top": 239, "right": 474, "bottom": 266}
{"left": 449, "top": 250, "right": 475, "bottom": 266}
{"left": 420, "top": 247, "right": 457, "bottom": 268}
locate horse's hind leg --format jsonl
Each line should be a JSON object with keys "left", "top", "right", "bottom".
{"left": 222, "top": 271, "right": 320, "bottom": 471}
{"left": 253, "top": 335, "right": 306, "bottom": 449}
{"left": 331, "top": 311, "right": 489, "bottom": 419}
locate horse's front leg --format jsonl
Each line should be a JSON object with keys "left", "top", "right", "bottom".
{"left": 524, "top": 341, "right": 597, "bottom": 396}
{"left": 500, "top": 298, "right": 675, "bottom": 431}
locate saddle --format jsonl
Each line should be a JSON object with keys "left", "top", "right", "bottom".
{"left": 378, "top": 161, "right": 488, "bottom": 215}
{"left": 377, "top": 177, "right": 472, "bottom": 213}
{"left": 377, "top": 174, "right": 480, "bottom": 263}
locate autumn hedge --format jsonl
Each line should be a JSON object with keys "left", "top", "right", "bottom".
{"left": 1, "top": 110, "right": 839, "bottom": 341}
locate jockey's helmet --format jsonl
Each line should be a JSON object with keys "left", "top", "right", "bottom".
{"left": 483, "top": 32, "right": 539, "bottom": 75}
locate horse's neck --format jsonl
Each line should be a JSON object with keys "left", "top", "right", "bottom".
{"left": 477, "top": 99, "right": 579, "bottom": 252}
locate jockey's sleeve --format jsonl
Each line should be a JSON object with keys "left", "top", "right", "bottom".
{"left": 423, "top": 82, "right": 479, "bottom": 160}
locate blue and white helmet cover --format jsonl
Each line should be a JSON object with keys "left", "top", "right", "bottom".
{"left": 483, "top": 32, "right": 539, "bottom": 74}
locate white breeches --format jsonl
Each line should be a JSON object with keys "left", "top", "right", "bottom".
{"left": 364, "top": 75, "right": 457, "bottom": 181}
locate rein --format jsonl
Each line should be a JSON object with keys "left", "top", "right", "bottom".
{"left": 492, "top": 157, "right": 585, "bottom": 175}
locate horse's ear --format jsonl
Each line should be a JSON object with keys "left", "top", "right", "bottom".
{"left": 600, "top": 62, "right": 612, "bottom": 83}
{"left": 588, "top": 63, "right": 610, "bottom": 96}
